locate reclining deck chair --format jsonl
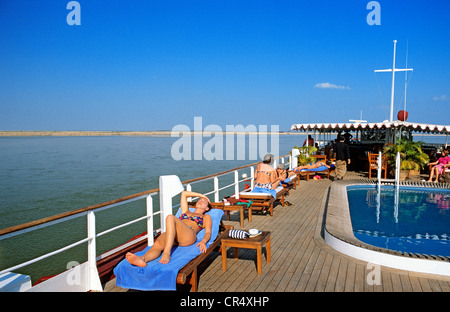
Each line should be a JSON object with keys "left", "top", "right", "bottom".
{"left": 295, "top": 164, "right": 335, "bottom": 181}
{"left": 176, "top": 220, "right": 232, "bottom": 291}
{"left": 113, "top": 207, "right": 229, "bottom": 291}
{"left": 295, "top": 155, "right": 335, "bottom": 181}
{"left": 238, "top": 185, "right": 288, "bottom": 216}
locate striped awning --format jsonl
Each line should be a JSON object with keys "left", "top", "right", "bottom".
{"left": 290, "top": 121, "right": 450, "bottom": 134}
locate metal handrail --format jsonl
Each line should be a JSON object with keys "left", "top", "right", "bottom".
{"left": 0, "top": 153, "right": 290, "bottom": 287}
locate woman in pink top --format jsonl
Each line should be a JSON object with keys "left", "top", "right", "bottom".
{"left": 428, "top": 149, "right": 450, "bottom": 182}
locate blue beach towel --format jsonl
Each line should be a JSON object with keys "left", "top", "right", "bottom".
{"left": 300, "top": 164, "right": 335, "bottom": 172}
{"left": 113, "top": 208, "right": 224, "bottom": 291}
{"left": 250, "top": 187, "right": 277, "bottom": 199}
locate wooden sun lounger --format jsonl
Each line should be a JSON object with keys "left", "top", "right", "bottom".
{"left": 295, "top": 165, "right": 335, "bottom": 181}
{"left": 177, "top": 221, "right": 232, "bottom": 292}
{"left": 100, "top": 208, "right": 231, "bottom": 292}
{"left": 281, "top": 173, "right": 298, "bottom": 190}
{"left": 294, "top": 154, "right": 335, "bottom": 181}
{"left": 239, "top": 186, "right": 288, "bottom": 216}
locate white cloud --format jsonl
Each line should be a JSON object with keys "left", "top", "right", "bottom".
{"left": 433, "top": 94, "right": 449, "bottom": 101}
{"left": 314, "top": 82, "right": 351, "bottom": 90}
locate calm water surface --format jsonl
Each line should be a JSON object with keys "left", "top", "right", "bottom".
{"left": 348, "top": 186, "right": 450, "bottom": 257}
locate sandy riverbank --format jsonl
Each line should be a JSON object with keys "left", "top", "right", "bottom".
{"left": 0, "top": 130, "right": 299, "bottom": 137}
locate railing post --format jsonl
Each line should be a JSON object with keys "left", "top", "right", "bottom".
{"left": 159, "top": 175, "right": 184, "bottom": 233}
{"left": 377, "top": 151, "right": 382, "bottom": 185}
{"left": 146, "top": 195, "right": 154, "bottom": 247}
{"left": 250, "top": 166, "right": 255, "bottom": 189}
{"left": 395, "top": 151, "right": 401, "bottom": 187}
{"left": 214, "top": 177, "right": 219, "bottom": 202}
{"left": 234, "top": 170, "right": 240, "bottom": 199}
{"left": 86, "top": 211, "right": 102, "bottom": 291}
{"left": 291, "top": 148, "right": 300, "bottom": 170}
{"left": 186, "top": 183, "right": 192, "bottom": 202}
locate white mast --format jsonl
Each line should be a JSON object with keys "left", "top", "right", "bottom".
{"left": 404, "top": 40, "right": 409, "bottom": 113}
{"left": 374, "top": 40, "right": 413, "bottom": 122}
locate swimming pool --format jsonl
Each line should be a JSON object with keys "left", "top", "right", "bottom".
{"left": 347, "top": 186, "right": 449, "bottom": 257}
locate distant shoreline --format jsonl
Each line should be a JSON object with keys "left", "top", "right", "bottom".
{"left": 0, "top": 130, "right": 301, "bottom": 137}
{"left": 0, "top": 130, "right": 446, "bottom": 138}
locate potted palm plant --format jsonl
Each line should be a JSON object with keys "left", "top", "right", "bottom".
{"left": 292, "top": 145, "right": 318, "bottom": 166}
{"left": 383, "top": 139, "right": 429, "bottom": 179}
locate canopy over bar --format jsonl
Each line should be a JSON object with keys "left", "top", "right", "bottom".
{"left": 290, "top": 121, "right": 450, "bottom": 135}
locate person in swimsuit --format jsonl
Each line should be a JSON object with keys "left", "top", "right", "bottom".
{"left": 254, "top": 154, "right": 280, "bottom": 190}
{"left": 125, "top": 191, "right": 212, "bottom": 266}
{"left": 275, "top": 163, "right": 295, "bottom": 182}
{"left": 293, "top": 161, "right": 330, "bottom": 172}
{"left": 428, "top": 149, "right": 450, "bottom": 182}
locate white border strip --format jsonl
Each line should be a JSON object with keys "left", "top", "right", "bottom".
{"left": 325, "top": 230, "right": 450, "bottom": 277}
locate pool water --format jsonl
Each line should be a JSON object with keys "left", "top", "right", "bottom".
{"left": 347, "top": 186, "right": 450, "bottom": 257}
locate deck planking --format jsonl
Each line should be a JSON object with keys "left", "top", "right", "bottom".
{"left": 105, "top": 171, "right": 450, "bottom": 292}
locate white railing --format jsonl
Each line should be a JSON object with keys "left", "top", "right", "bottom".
{"left": 0, "top": 154, "right": 290, "bottom": 292}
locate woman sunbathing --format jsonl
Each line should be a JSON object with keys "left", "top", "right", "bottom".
{"left": 293, "top": 161, "right": 330, "bottom": 172}
{"left": 125, "top": 191, "right": 212, "bottom": 266}
{"left": 254, "top": 154, "right": 280, "bottom": 190}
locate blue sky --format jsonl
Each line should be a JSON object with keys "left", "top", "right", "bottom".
{"left": 0, "top": 0, "right": 449, "bottom": 131}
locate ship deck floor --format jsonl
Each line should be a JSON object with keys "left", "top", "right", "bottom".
{"left": 105, "top": 171, "right": 450, "bottom": 292}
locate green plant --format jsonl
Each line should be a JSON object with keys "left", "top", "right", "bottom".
{"left": 292, "top": 145, "right": 318, "bottom": 166}
{"left": 383, "top": 139, "right": 429, "bottom": 171}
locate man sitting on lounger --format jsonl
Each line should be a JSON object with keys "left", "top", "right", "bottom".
{"left": 293, "top": 161, "right": 330, "bottom": 172}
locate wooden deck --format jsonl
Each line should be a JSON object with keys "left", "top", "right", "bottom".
{"left": 106, "top": 171, "right": 450, "bottom": 292}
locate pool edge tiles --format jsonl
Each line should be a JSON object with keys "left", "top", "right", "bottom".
{"left": 324, "top": 179, "right": 450, "bottom": 277}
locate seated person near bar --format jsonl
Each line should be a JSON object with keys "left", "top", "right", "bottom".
{"left": 428, "top": 149, "right": 450, "bottom": 182}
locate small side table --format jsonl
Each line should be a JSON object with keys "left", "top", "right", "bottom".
{"left": 221, "top": 231, "right": 271, "bottom": 274}
{"left": 223, "top": 204, "right": 252, "bottom": 228}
